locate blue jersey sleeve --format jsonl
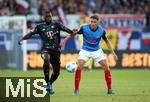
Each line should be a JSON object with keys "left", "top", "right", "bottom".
{"left": 77, "top": 26, "right": 83, "bottom": 34}
{"left": 102, "top": 30, "right": 107, "bottom": 40}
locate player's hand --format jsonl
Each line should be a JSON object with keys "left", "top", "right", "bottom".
{"left": 113, "top": 53, "right": 118, "bottom": 61}
{"left": 60, "top": 40, "right": 66, "bottom": 47}
{"left": 72, "top": 29, "right": 78, "bottom": 34}
{"left": 18, "top": 40, "right": 22, "bottom": 45}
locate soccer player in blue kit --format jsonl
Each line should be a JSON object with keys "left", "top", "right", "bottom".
{"left": 61, "top": 15, "right": 118, "bottom": 95}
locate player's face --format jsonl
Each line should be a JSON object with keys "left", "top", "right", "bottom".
{"left": 90, "top": 18, "right": 99, "bottom": 29}
{"left": 45, "top": 15, "right": 52, "bottom": 23}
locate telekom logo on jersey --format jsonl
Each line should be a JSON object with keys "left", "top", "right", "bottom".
{"left": 5, "top": 78, "right": 47, "bottom": 97}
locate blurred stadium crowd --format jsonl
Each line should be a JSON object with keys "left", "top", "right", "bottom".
{"left": 0, "top": 0, "right": 149, "bottom": 16}
{"left": 0, "top": 0, "right": 149, "bottom": 27}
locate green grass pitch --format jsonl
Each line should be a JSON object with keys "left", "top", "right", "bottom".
{"left": 0, "top": 69, "right": 150, "bottom": 102}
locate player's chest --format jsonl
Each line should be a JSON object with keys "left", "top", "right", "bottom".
{"left": 40, "top": 25, "right": 59, "bottom": 37}
{"left": 84, "top": 30, "right": 102, "bottom": 39}
{"left": 84, "top": 27, "right": 104, "bottom": 39}
{"left": 41, "top": 25, "right": 58, "bottom": 33}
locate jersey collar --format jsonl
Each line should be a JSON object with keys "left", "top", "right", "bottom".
{"left": 89, "top": 25, "right": 98, "bottom": 32}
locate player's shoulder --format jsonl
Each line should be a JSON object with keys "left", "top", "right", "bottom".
{"left": 52, "top": 20, "right": 64, "bottom": 28}
{"left": 52, "top": 20, "right": 61, "bottom": 25}
{"left": 36, "top": 22, "right": 45, "bottom": 28}
{"left": 98, "top": 24, "right": 104, "bottom": 31}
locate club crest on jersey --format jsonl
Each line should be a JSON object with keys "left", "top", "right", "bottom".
{"left": 51, "top": 26, "right": 54, "bottom": 29}
{"left": 42, "top": 28, "right": 45, "bottom": 31}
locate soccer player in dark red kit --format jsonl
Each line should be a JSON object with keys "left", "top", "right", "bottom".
{"left": 19, "top": 11, "right": 74, "bottom": 94}
{"left": 62, "top": 15, "right": 118, "bottom": 95}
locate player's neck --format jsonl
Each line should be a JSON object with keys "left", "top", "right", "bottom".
{"left": 45, "top": 21, "right": 52, "bottom": 25}
{"left": 90, "top": 25, "right": 98, "bottom": 31}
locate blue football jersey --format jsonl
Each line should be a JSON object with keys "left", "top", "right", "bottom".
{"left": 77, "top": 24, "right": 106, "bottom": 51}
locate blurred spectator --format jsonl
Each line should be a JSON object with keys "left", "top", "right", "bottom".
{"left": 0, "top": 0, "right": 15, "bottom": 16}
{"left": 0, "top": 0, "right": 149, "bottom": 15}
{"left": 144, "top": 5, "right": 150, "bottom": 27}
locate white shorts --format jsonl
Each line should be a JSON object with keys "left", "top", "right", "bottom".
{"left": 78, "top": 49, "right": 107, "bottom": 63}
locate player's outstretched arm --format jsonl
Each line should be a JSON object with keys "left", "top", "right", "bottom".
{"left": 18, "top": 31, "right": 34, "bottom": 45}
{"left": 57, "top": 22, "right": 77, "bottom": 36}
{"left": 104, "top": 38, "right": 118, "bottom": 61}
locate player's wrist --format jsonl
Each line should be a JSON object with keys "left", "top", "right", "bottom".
{"left": 18, "top": 39, "right": 23, "bottom": 45}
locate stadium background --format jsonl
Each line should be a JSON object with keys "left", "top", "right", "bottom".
{"left": 0, "top": 0, "right": 149, "bottom": 70}
{"left": 0, "top": 0, "right": 150, "bottom": 102}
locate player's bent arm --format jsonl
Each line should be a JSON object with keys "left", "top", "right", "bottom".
{"left": 104, "top": 38, "right": 118, "bottom": 60}
{"left": 18, "top": 31, "right": 34, "bottom": 45}
{"left": 104, "top": 38, "right": 114, "bottom": 54}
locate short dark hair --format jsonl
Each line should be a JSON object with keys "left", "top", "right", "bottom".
{"left": 90, "top": 15, "right": 99, "bottom": 20}
{"left": 44, "top": 11, "right": 52, "bottom": 17}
